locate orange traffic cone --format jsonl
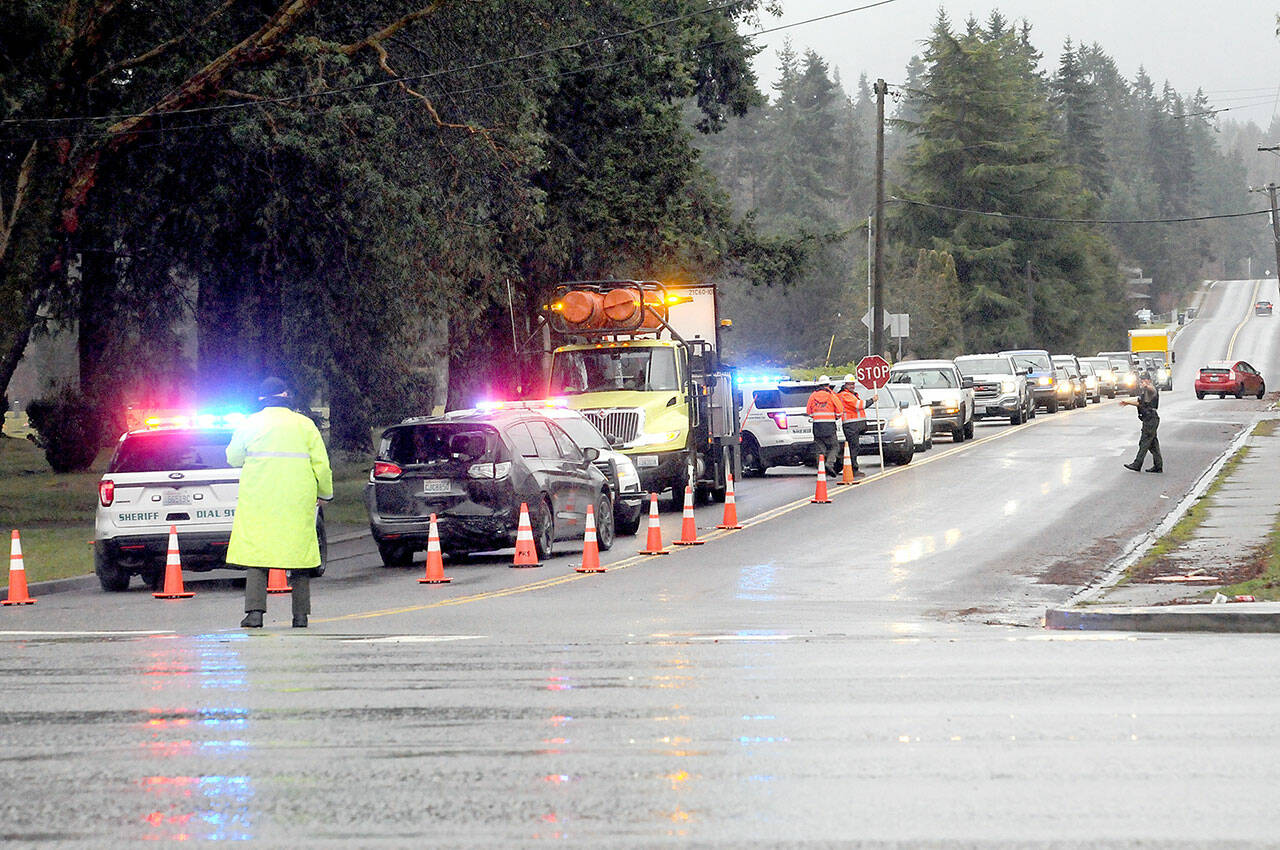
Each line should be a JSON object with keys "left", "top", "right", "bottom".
{"left": 673, "top": 485, "right": 704, "bottom": 545}
{"left": 811, "top": 455, "right": 831, "bottom": 504}
{"left": 153, "top": 525, "right": 194, "bottom": 599}
{"left": 575, "top": 504, "right": 605, "bottom": 573}
{"left": 639, "top": 493, "right": 669, "bottom": 555}
{"left": 716, "top": 474, "right": 742, "bottom": 529}
{"left": 840, "top": 449, "right": 855, "bottom": 486}
{"left": 418, "top": 513, "right": 452, "bottom": 584}
{"left": 3, "top": 530, "right": 36, "bottom": 605}
{"left": 511, "top": 502, "right": 542, "bottom": 568}
{"left": 266, "top": 568, "right": 291, "bottom": 594}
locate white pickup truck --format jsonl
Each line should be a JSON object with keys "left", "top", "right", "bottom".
{"left": 887, "top": 359, "right": 975, "bottom": 442}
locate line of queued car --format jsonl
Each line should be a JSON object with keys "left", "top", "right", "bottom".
{"left": 738, "top": 348, "right": 1144, "bottom": 480}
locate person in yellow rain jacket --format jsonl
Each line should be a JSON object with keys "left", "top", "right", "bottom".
{"left": 226, "top": 377, "right": 333, "bottom": 629}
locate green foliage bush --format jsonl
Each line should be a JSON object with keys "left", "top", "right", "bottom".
{"left": 26, "top": 387, "right": 101, "bottom": 473}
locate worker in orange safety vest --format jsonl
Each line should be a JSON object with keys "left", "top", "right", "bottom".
{"left": 837, "top": 374, "right": 877, "bottom": 478}
{"left": 806, "top": 375, "right": 843, "bottom": 478}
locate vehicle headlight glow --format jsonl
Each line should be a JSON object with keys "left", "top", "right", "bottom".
{"left": 1037, "top": 376, "right": 1052, "bottom": 386}
{"left": 1157, "top": 368, "right": 1168, "bottom": 380}
{"left": 890, "top": 415, "right": 907, "bottom": 427}
{"left": 628, "top": 429, "right": 683, "bottom": 448}
{"left": 1000, "top": 380, "right": 1017, "bottom": 393}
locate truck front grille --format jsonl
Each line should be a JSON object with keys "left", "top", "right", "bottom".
{"left": 583, "top": 410, "right": 640, "bottom": 444}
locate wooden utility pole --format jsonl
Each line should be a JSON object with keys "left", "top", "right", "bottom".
{"left": 872, "top": 78, "right": 888, "bottom": 357}
{"left": 1255, "top": 145, "right": 1280, "bottom": 279}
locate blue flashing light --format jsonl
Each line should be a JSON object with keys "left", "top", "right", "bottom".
{"left": 735, "top": 373, "right": 790, "bottom": 387}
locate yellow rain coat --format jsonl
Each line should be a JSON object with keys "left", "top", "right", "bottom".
{"left": 225, "top": 405, "right": 333, "bottom": 568}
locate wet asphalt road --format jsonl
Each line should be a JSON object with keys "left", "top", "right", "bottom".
{"left": 4, "top": 280, "right": 1280, "bottom": 845}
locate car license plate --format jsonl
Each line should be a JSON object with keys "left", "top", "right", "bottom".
{"left": 635, "top": 455, "right": 659, "bottom": 468}
{"left": 163, "top": 494, "right": 192, "bottom": 505}
{"left": 422, "top": 480, "right": 452, "bottom": 494}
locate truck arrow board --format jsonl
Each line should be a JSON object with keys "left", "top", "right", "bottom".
{"left": 857, "top": 355, "right": 892, "bottom": 389}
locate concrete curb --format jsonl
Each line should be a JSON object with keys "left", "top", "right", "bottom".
{"left": 1047, "top": 603, "right": 1280, "bottom": 633}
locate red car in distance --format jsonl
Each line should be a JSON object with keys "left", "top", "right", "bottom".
{"left": 1194, "top": 360, "right": 1266, "bottom": 399}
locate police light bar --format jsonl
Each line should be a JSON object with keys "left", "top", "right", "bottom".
{"left": 476, "top": 398, "right": 568, "bottom": 412}
{"left": 139, "top": 411, "right": 246, "bottom": 430}
{"left": 736, "top": 373, "right": 790, "bottom": 387}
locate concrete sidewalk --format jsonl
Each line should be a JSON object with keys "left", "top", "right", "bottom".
{"left": 1047, "top": 414, "right": 1280, "bottom": 631}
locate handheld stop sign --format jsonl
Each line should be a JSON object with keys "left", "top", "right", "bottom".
{"left": 856, "top": 355, "right": 892, "bottom": 389}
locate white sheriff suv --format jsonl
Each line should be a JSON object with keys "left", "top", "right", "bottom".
{"left": 94, "top": 412, "right": 325, "bottom": 592}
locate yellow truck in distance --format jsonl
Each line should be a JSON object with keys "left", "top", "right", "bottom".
{"left": 1128, "top": 327, "right": 1174, "bottom": 391}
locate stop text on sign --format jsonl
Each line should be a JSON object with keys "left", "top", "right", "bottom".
{"left": 857, "top": 355, "right": 892, "bottom": 388}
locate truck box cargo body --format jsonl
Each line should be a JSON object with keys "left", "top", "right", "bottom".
{"left": 545, "top": 281, "right": 740, "bottom": 506}
{"left": 1128, "top": 328, "right": 1175, "bottom": 390}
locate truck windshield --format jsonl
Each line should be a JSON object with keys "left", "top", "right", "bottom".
{"left": 1004, "top": 352, "right": 1052, "bottom": 373}
{"left": 551, "top": 347, "right": 680, "bottom": 394}
{"left": 956, "top": 358, "right": 1012, "bottom": 376}
{"left": 890, "top": 368, "right": 956, "bottom": 389}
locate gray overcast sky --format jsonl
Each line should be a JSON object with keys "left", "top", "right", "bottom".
{"left": 748, "top": 0, "right": 1280, "bottom": 126}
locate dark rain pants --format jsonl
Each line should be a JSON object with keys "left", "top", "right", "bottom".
{"left": 1131, "top": 414, "right": 1163, "bottom": 471}
{"left": 244, "top": 566, "right": 311, "bottom": 620}
{"left": 813, "top": 422, "right": 840, "bottom": 477}
{"left": 841, "top": 421, "right": 867, "bottom": 471}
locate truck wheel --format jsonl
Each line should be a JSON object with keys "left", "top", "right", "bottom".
{"left": 95, "top": 546, "right": 131, "bottom": 592}
{"left": 1259, "top": 383, "right": 1266, "bottom": 399}
{"left": 1010, "top": 410, "right": 1022, "bottom": 426}
{"left": 963, "top": 418, "right": 974, "bottom": 440}
{"left": 1046, "top": 399, "right": 1058, "bottom": 414}
{"left": 377, "top": 540, "right": 413, "bottom": 567}
{"left": 951, "top": 424, "right": 965, "bottom": 443}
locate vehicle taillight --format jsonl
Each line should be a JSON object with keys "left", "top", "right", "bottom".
{"left": 373, "top": 462, "right": 403, "bottom": 480}
{"left": 468, "top": 462, "right": 512, "bottom": 479}
{"left": 99, "top": 479, "right": 115, "bottom": 507}
{"left": 766, "top": 412, "right": 789, "bottom": 429}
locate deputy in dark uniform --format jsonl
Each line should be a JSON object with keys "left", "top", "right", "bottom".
{"left": 1121, "top": 372, "right": 1163, "bottom": 473}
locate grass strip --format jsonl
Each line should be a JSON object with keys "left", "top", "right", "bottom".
{"left": 1118, "top": 432, "right": 1257, "bottom": 584}
{"left": 1, "top": 435, "right": 373, "bottom": 584}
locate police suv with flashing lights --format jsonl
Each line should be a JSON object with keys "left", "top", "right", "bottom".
{"left": 94, "top": 412, "right": 326, "bottom": 592}
{"left": 737, "top": 376, "right": 818, "bottom": 475}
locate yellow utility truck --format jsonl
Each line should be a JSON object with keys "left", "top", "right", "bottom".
{"left": 545, "top": 280, "right": 739, "bottom": 506}
{"left": 1128, "top": 327, "right": 1175, "bottom": 391}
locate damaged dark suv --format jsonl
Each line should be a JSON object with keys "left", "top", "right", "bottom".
{"left": 364, "top": 409, "right": 614, "bottom": 564}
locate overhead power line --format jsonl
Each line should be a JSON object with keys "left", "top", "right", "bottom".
{"left": 891, "top": 196, "right": 1272, "bottom": 225}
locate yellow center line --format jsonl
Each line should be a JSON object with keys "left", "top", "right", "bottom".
{"left": 1227, "top": 278, "right": 1262, "bottom": 359}
{"left": 318, "top": 410, "right": 1063, "bottom": 624}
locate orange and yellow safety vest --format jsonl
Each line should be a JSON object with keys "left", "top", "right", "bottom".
{"left": 806, "top": 388, "right": 842, "bottom": 423}
{"left": 837, "top": 389, "right": 866, "bottom": 421}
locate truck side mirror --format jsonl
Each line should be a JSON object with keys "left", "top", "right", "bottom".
{"left": 581, "top": 446, "right": 600, "bottom": 463}
{"left": 1171, "top": 351, "right": 1176, "bottom": 364}
{"left": 961, "top": 377, "right": 974, "bottom": 389}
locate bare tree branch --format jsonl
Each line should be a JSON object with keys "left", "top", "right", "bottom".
{"left": 335, "top": 1, "right": 448, "bottom": 56}
{"left": 86, "top": 0, "right": 239, "bottom": 88}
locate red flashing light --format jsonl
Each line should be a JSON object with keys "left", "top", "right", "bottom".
{"left": 99, "top": 479, "right": 115, "bottom": 507}
{"left": 373, "top": 462, "right": 403, "bottom": 480}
